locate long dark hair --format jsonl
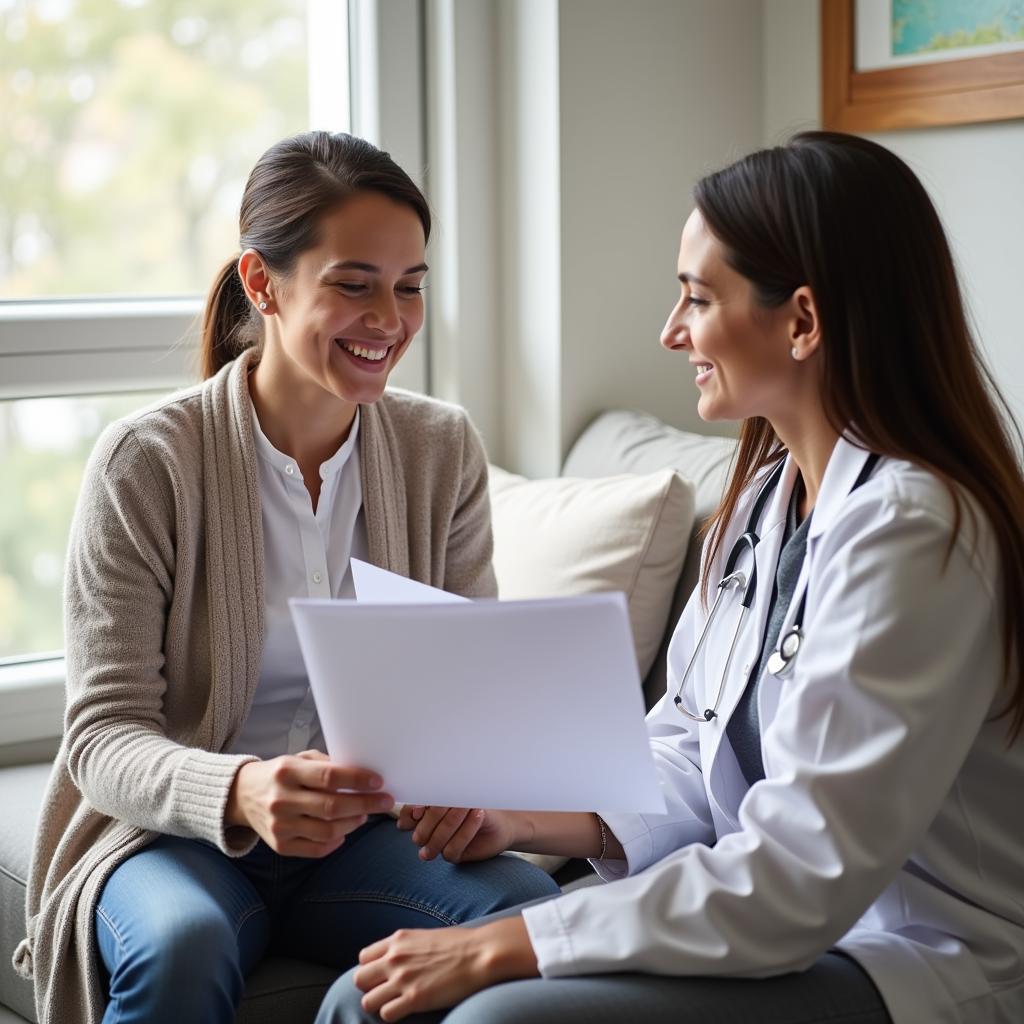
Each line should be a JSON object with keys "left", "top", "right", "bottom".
{"left": 200, "top": 131, "right": 431, "bottom": 379}
{"left": 696, "top": 130, "right": 1024, "bottom": 742}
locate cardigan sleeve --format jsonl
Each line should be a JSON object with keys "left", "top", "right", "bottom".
{"left": 442, "top": 412, "right": 498, "bottom": 599}
{"left": 62, "top": 424, "right": 259, "bottom": 855}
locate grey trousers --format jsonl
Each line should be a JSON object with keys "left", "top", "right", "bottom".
{"left": 314, "top": 897, "right": 891, "bottom": 1024}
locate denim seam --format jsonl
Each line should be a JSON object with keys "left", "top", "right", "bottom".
{"left": 302, "top": 892, "right": 460, "bottom": 927}
{"left": 94, "top": 906, "right": 126, "bottom": 1024}
{"left": 95, "top": 904, "right": 128, "bottom": 955}
{"left": 234, "top": 902, "right": 268, "bottom": 939}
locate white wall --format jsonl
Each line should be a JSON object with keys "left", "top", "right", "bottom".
{"left": 493, "top": 0, "right": 763, "bottom": 475}
{"left": 434, "top": 0, "right": 1024, "bottom": 474}
{"left": 762, "top": 0, "right": 821, "bottom": 144}
{"left": 556, "top": 0, "right": 762, "bottom": 458}
{"left": 425, "top": 0, "right": 504, "bottom": 449}
{"left": 762, "top": 0, "right": 1024, "bottom": 428}
{"left": 496, "top": 0, "right": 564, "bottom": 477}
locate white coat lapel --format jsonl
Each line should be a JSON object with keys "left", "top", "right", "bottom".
{"left": 808, "top": 436, "right": 875, "bottom": 542}
{"left": 756, "top": 438, "right": 876, "bottom": 732}
{"left": 756, "top": 556, "right": 809, "bottom": 731}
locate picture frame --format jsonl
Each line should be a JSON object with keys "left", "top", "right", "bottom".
{"left": 821, "top": 0, "right": 1024, "bottom": 131}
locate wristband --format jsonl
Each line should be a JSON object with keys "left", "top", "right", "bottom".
{"left": 594, "top": 813, "right": 608, "bottom": 860}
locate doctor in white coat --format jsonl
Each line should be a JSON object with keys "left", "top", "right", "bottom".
{"left": 317, "top": 132, "right": 1024, "bottom": 1024}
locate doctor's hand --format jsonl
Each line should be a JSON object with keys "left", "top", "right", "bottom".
{"left": 226, "top": 750, "right": 394, "bottom": 857}
{"left": 354, "top": 916, "right": 539, "bottom": 1021}
{"left": 396, "top": 805, "right": 519, "bottom": 863}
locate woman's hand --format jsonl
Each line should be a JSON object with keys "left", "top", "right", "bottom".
{"left": 395, "top": 805, "right": 523, "bottom": 862}
{"left": 354, "top": 917, "right": 539, "bottom": 1021}
{"left": 396, "top": 806, "right": 623, "bottom": 862}
{"left": 226, "top": 750, "right": 393, "bottom": 857}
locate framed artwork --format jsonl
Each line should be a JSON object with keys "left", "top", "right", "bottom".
{"left": 822, "top": 0, "right": 1024, "bottom": 131}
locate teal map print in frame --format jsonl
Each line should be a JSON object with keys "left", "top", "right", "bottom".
{"left": 822, "top": 0, "right": 1024, "bottom": 131}
{"left": 893, "top": 0, "right": 1024, "bottom": 57}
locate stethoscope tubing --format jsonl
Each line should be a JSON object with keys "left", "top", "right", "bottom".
{"left": 673, "top": 450, "right": 881, "bottom": 723}
{"left": 672, "top": 459, "right": 784, "bottom": 723}
{"left": 673, "top": 571, "right": 748, "bottom": 722}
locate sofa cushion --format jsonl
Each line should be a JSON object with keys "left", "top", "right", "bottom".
{"left": 0, "top": 763, "right": 50, "bottom": 1022}
{"left": 488, "top": 465, "right": 695, "bottom": 681}
{"left": 562, "top": 410, "right": 736, "bottom": 521}
{"left": 561, "top": 411, "right": 737, "bottom": 705}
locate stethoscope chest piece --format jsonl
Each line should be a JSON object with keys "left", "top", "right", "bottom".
{"left": 766, "top": 626, "right": 802, "bottom": 677}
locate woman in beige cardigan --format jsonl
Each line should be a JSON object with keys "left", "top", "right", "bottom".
{"left": 12, "top": 131, "right": 556, "bottom": 1024}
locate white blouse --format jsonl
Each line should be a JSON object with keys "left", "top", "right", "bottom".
{"left": 229, "top": 400, "right": 368, "bottom": 761}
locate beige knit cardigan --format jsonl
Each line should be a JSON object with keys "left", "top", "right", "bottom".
{"left": 12, "top": 349, "right": 497, "bottom": 1024}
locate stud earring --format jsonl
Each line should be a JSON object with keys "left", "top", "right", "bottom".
{"left": 258, "top": 301, "right": 268, "bottom": 311}
{"left": 791, "top": 347, "right": 799, "bottom": 359}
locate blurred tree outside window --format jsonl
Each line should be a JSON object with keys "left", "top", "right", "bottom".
{"left": 1, "top": 0, "right": 350, "bottom": 662}
{"left": 0, "top": 393, "right": 162, "bottom": 659}
{"left": 1, "top": 0, "right": 316, "bottom": 299}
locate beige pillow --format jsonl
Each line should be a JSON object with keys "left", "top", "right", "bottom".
{"left": 488, "top": 464, "right": 695, "bottom": 876}
{"left": 488, "top": 465, "right": 696, "bottom": 680}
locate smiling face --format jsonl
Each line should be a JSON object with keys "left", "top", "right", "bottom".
{"left": 261, "top": 190, "right": 427, "bottom": 406}
{"left": 660, "top": 209, "right": 797, "bottom": 423}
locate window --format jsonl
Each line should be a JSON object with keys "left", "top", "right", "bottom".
{"left": 0, "top": 392, "right": 162, "bottom": 660}
{"left": 0, "top": 0, "right": 354, "bottom": 401}
{"left": 1, "top": 0, "right": 341, "bottom": 300}
{"left": 0, "top": 1, "right": 427, "bottom": 717}
{"left": 0, "top": 0, "right": 354, "bottom": 688}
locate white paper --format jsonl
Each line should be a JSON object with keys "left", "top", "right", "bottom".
{"left": 290, "top": 585, "right": 665, "bottom": 814}
{"left": 350, "top": 558, "right": 468, "bottom": 604}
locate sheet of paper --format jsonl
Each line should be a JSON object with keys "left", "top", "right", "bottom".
{"left": 290, "top": 590, "right": 665, "bottom": 814}
{"left": 350, "top": 558, "right": 468, "bottom": 604}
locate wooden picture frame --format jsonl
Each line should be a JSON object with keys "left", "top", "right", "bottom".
{"left": 822, "top": 0, "right": 1024, "bottom": 131}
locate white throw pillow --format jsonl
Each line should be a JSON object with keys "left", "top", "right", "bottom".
{"left": 488, "top": 465, "right": 696, "bottom": 680}
{"left": 487, "top": 464, "right": 695, "bottom": 876}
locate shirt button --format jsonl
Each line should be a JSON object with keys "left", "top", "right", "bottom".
{"left": 312, "top": 571, "right": 323, "bottom": 584}
{"left": 285, "top": 464, "right": 296, "bottom": 475}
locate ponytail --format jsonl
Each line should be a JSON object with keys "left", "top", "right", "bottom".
{"left": 199, "top": 256, "right": 259, "bottom": 380}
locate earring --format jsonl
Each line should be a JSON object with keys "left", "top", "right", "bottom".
{"left": 258, "top": 301, "right": 268, "bottom": 311}
{"left": 791, "top": 347, "right": 799, "bottom": 359}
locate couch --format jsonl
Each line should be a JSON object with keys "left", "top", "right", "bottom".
{"left": 0, "top": 410, "right": 736, "bottom": 1024}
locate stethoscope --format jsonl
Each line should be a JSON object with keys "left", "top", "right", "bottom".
{"left": 673, "top": 452, "right": 880, "bottom": 724}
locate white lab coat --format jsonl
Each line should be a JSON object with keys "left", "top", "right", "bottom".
{"left": 522, "top": 437, "right": 1024, "bottom": 1023}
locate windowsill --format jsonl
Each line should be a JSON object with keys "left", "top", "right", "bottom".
{"left": 0, "top": 298, "right": 200, "bottom": 400}
{"left": 0, "top": 295, "right": 203, "bottom": 320}
{"left": 0, "top": 657, "right": 65, "bottom": 749}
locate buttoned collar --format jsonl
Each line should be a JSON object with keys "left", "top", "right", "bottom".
{"left": 250, "top": 398, "right": 361, "bottom": 483}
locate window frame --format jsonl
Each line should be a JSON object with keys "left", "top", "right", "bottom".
{"left": 0, "top": 0, "right": 428, "bottom": 745}
{"left": 0, "top": 298, "right": 202, "bottom": 400}
{"left": 0, "top": 656, "right": 66, "bottom": 751}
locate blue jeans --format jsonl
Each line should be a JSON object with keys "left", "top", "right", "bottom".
{"left": 94, "top": 817, "right": 558, "bottom": 1024}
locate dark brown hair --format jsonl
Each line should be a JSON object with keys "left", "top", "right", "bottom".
{"left": 695, "top": 130, "right": 1024, "bottom": 741}
{"left": 200, "top": 131, "right": 431, "bottom": 379}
